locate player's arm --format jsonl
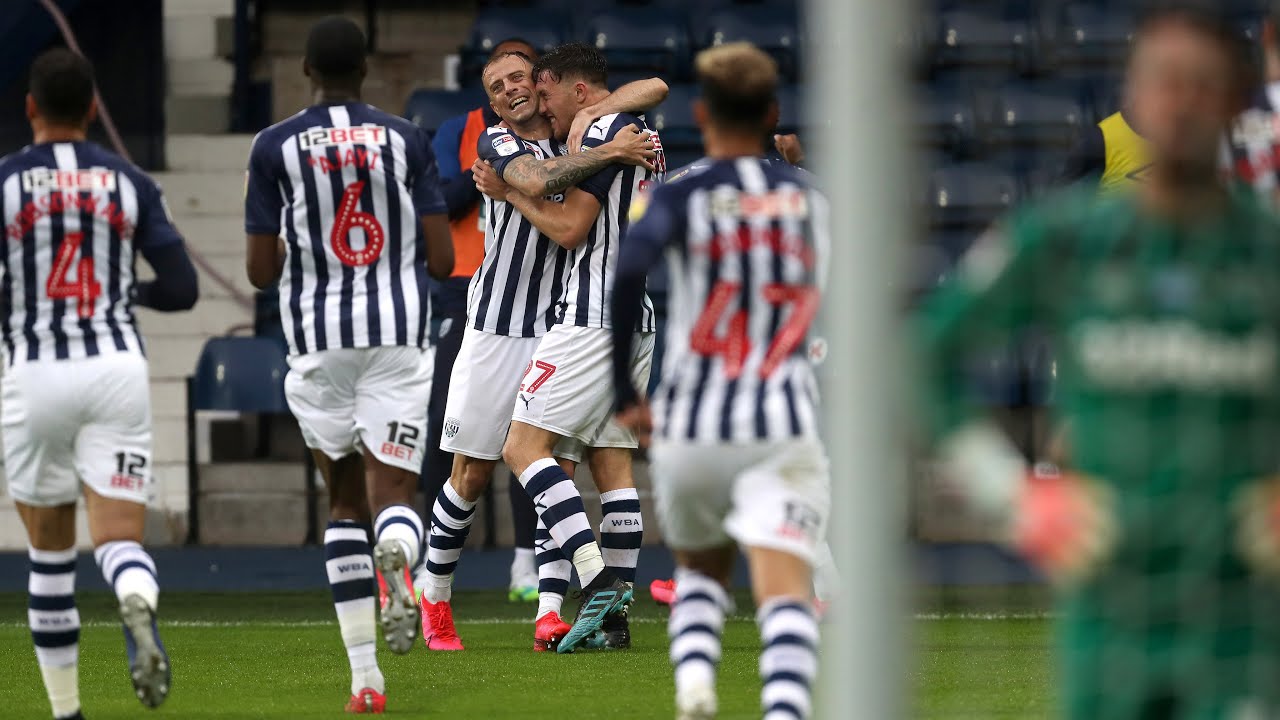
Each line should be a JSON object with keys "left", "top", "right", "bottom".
{"left": 566, "top": 78, "right": 669, "bottom": 153}
{"left": 411, "top": 127, "right": 456, "bottom": 279}
{"left": 474, "top": 157, "right": 599, "bottom": 248}
{"left": 498, "top": 126, "right": 655, "bottom": 198}
{"left": 244, "top": 133, "right": 287, "bottom": 289}
{"left": 134, "top": 178, "right": 199, "bottom": 311}
{"left": 431, "top": 113, "right": 483, "bottom": 221}
{"left": 246, "top": 234, "right": 284, "bottom": 290}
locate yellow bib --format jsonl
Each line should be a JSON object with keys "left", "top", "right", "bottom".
{"left": 1098, "top": 112, "right": 1152, "bottom": 192}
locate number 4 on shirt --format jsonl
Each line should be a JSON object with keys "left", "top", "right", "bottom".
{"left": 690, "top": 281, "right": 819, "bottom": 380}
{"left": 46, "top": 231, "right": 101, "bottom": 319}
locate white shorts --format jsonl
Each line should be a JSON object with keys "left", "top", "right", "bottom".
{"left": 440, "top": 327, "right": 541, "bottom": 460}
{"left": 511, "top": 325, "right": 654, "bottom": 449}
{"left": 285, "top": 346, "right": 433, "bottom": 473}
{"left": 650, "top": 438, "right": 830, "bottom": 564}
{"left": 3, "top": 352, "right": 153, "bottom": 507}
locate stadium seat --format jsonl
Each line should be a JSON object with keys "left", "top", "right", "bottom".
{"left": 930, "top": 11, "right": 1032, "bottom": 80}
{"left": 1082, "top": 72, "right": 1124, "bottom": 123}
{"left": 186, "top": 337, "right": 317, "bottom": 545}
{"left": 649, "top": 83, "right": 700, "bottom": 149}
{"left": 404, "top": 88, "right": 488, "bottom": 138}
{"left": 703, "top": 4, "right": 801, "bottom": 81}
{"left": 928, "top": 162, "right": 1018, "bottom": 229}
{"left": 1041, "top": 3, "right": 1135, "bottom": 78}
{"left": 978, "top": 83, "right": 1086, "bottom": 162}
{"left": 916, "top": 83, "right": 979, "bottom": 158}
{"left": 458, "top": 9, "right": 567, "bottom": 86}
{"left": 583, "top": 7, "right": 690, "bottom": 77}
{"left": 775, "top": 84, "right": 803, "bottom": 134}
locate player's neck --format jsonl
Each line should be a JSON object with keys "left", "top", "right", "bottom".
{"left": 509, "top": 116, "right": 550, "bottom": 140}
{"left": 703, "top": 127, "right": 765, "bottom": 160}
{"left": 313, "top": 87, "right": 361, "bottom": 105}
{"left": 32, "top": 125, "right": 85, "bottom": 144}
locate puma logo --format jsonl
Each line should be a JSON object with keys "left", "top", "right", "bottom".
{"left": 519, "top": 393, "right": 533, "bottom": 410}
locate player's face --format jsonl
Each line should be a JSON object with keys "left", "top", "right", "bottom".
{"left": 483, "top": 56, "right": 539, "bottom": 125}
{"left": 535, "top": 74, "right": 578, "bottom": 142}
{"left": 1127, "top": 21, "right": 1239, "bottom": 178}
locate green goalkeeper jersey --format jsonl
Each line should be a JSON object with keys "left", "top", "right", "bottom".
{"left": 921, "top": 187, "right": 1280, "bottom": 694}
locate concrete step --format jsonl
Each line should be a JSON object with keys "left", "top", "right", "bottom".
{"left": 155, "top": 417, "right": 188, "bottom": 465}
{"left": 166, "top": 95, "right": 230, "bottom": 135}
{"left": 137, "top": 299, "right": 252, "bottom": 339}
{"left": 199, "top": 461, "right": 309, "bottom": 493}
{"left": 172, "top": 215, "right": 245, "bottom": 250}
{"left": 164, "top": 0, "right": 234, "bottom": 18}
{"left": 197, "top": 490, "right": 318, "bottom": 545}
{"left": 151, "top": 377, "right": 188, "bottom": 419}
{"left": 165, "top": 14, "right": 221, "bottom": 61}
{"left": 153, "top": 170, "right": 247, "bottom": 217}
{"left": 169, "top": 58, "right": 234, "bottom": 96}
{"left": 167, "top": 135, "right": 254, "bottom": 172}
{"left": 147, "top": 335, "right": 206, "bottom": 379}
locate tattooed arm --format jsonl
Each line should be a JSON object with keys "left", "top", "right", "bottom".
{"left": 497, "top": 125, "right": 655, "bottom": 197}
{"left": 473, "top": 159, "right": 599, "bottom": 250}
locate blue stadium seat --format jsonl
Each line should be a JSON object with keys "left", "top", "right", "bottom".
{"left": 459, "top": 9, "right": 567, "bottom": 86}
{"left": 916, "top": 83, "right": 979, "bottom": 157}
{"left": 928, "top": 162, "right": 1018, "bottom": 229}
{"left": 930, "top": 11, "right": 1032, "bottom": 80}
{"left": 979, "top": 83, "right": 1086, "bottom": 160}
{"left": 1082, "top": 72, "right": 1124, "bottom": 123}
{"left": 1041, "top": 3, "right": 1135, "bottom": 78}
{"left": 775, "top": 84, "right": 803, "bottom": 134}
{"left": 583, "top": 7, "right": 690, "bottom": 76}
{"left": 649, "top": 83, "right": 700, "bottom": 149}
{"left": 703, "top": 5, "right": 801, "bottom": 81}
{"left": 190, "top": 337, "right": 289, "bottom": 414}
{"left": 404, "top": 89, "right": 487, "bottom": 138}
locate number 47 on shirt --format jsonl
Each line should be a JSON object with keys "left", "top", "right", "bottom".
{"left": 691, "top": 281, "right": 819, "bottom": 380}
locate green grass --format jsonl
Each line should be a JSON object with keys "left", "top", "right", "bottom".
{"left": 0, "top": 587, "right": 1057, "bottom": 719}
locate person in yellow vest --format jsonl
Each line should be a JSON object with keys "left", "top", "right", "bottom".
{"left": 1060, "top": 107, "right": 1153, "bottom": 190}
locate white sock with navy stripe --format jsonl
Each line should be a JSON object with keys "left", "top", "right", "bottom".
{"left": 519, "top": 458, "right": 605, "bottom": 586}
{"left": 423, "top": 483, "right": 476, "bottom": 604}
{"left": 669, "top": 568, "right": 729, "bottom": 710}
{"left": 29, "top": 547, "right": 80, "bottom": 720}
{"left": 94, "top": 540, "right": 159, "bottom": 611}
{"left": 324, "top": 521, "right": 383, "bottom": 695}
{"left": 599, "top": 488, "right": 642, "bottom": 584}
{"left": 534, "top": 516, "right": 571, "bottom": 621}
{"left": 373, "top": 504, "right": 424, "bottom": 569}
{"left": 757, "top": 597, "right": 819, "bottom": 720}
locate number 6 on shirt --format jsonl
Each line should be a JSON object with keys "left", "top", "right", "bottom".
{"left": 331, "top": 180, "right": 385, "bottom": 267}
{"left": 46, "top": 231, "right": 101, "bottom": 319}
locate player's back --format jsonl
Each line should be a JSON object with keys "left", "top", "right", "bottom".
{"left": 651, "top": 157, "right": 828, "bottom": 443}
{"left": 0, "top": 141, "right": 165, "bottom": 364}
{"left": 246, "top": 102, "right": 441, "bottom": 355}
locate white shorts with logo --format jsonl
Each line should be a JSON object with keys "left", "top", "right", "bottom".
{"left": 3, "top": 352, "right": 153, "bottom": 507}
{"left": 650, "top": 438, "right": 830, "bottom": 564}
{"left": 441, "top": 326, "right": 541, "bottom": 460}
{"left": 285, "top": 346, "right": 432, "bottom": 473}
{"left": 511, "top": 325, "right": 654, "bottom": 449}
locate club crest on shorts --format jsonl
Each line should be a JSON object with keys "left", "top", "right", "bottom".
{"left": 444, "top": 417, "right": 461, "bottom": 439}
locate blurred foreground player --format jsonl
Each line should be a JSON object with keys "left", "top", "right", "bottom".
{"left": 1227, "top": 1, "right": 1280, "bottom": 206}
{"left": 922, "top": 5, "right": 1280, "bottom": 718}
{"left": 6, "top": 49, "right": 199, "bottom": 718}
{"left": 612, "top": 43, "right": 830, "bottom": 720}
{"left": 244, "top": 17, "right": 453, "bottom": 713}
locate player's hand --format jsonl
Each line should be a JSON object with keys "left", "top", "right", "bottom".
{"left": 472, "top": 159, "right": 510, "bottom": 202}
{"left": 615, "top": 400, "right": 652, "bottom": 448}
{"left": 567, "top": 109, "right": 596, "bottom": 155}
{"left": 1011, "top": 466, "right": 1117, "bottom": 586}
{"left": 774, "top": 133, "right": 806, "bottom": 167}
{"left": 1234, "top": 476, "right": 1280, "bottom": 576}
{"left": 602, "top": 126, "right": 656, "bottom": 171}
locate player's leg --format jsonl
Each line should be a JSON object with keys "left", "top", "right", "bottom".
{"left": 417, "top": 453, "right": 492, "bottom": 650}
{"left": 585, "top": 446, "right": 643, "bottom": 649}
{"left": 16, "top": 502, "right": 83, "bottom": 720}
{"left": 284, "top": 350, "right": 384, "bottom": 711}
{"left": 507, "top": 474, "right": 539, "bottom": 602}
{"left": 532, "top": 455, "right": 577, "bottom": 652}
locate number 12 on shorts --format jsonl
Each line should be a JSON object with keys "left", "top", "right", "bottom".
{"left": 381, "top": 421, "right": 420, "bottom": 462}
{"left": 111, "top": 451, "right": 147, "bottom": 492}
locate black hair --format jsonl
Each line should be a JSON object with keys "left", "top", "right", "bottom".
{"left": 1134, "top": 1, "right": 1257, "bottom": 98}
{"left": 29, "top": 48, "right": 95, "bottom": 126}
{"left": 491, "top": 36, "right": 536, "bottom": 59}
{"left": 305, "top": 16, "right": 366, "bottom": 85}
{"left": 532, "top": 42, "right": 608, "bottom": 88}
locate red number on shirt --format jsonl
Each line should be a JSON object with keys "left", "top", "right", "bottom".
{"left": 521, "top": 360, "right": 557, "bottom": 394}
{"left": 46, "top": 231, "right": 101, "bottom": 319}
{"left": 331, "top": 180, "right": 385, "bottom": 267}
{"left": 689, "top": 281, "right": 819, "bottom": 380}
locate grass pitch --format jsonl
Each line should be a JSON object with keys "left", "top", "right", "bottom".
{"left": 0, "top": 587, "right": 1055, "bottom": 719}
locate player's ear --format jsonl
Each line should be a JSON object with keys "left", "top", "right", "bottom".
{"left": 575, "top": 81, "right": 588, "bottom": 103}
{"left": 24, "top": 93, "right": 37, "bottom": 123}
{"left": 692, "top": 98, "right": 709, "bottom": 129}
{"left": 84, "top": 97, "right": 98, "bottom": 127}
{"left": 765, "top": 100, "right": 780, "bottom": 133}
{"left": 302, "top": 59, "right": 313, "bottom": 80}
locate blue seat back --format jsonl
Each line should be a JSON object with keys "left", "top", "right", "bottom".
{"left": 404, "top": 89, "right": 487, "bottom": 137}
{"left": 928, "top": 162, "right": 1019, "bottom": 228}
{"left": 704, "top": 5, "right": 800, "bottom": 80}
{"left": 584, "top": 8, "right": 690, "bottom": 75}
{"left": 649, "top": 83, "right": 700, "bottom": 149}
{"left": 192, "top": 337, "right": 290, "bottom": 414}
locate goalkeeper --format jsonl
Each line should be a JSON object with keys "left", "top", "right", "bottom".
{"left": 919, "top": 3, "right": 1280, "bottom": 718}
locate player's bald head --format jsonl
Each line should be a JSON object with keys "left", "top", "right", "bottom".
{"left": 695, "top": 42, "right": 779, "bottom": 134}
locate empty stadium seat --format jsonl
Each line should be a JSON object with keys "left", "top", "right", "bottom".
{"left": 930, "top": 10, "right": 1032, "bottom": 80}
{"left": 1041, "top": 3, "right": 1134, "bottom": 77}
{"left": 979, "top": 83, "right": 1085, "bottom": 159}
{"left": 583, "top": 7, "right": 690, "bottom": 76}
{"left": 928, "top": 162, "right": 1018, "bottom": 229}
{"left": 916, "top": 84, "right": 979, "bottom": 157}
{"left": 704, "top": 4, "right": 800, "bottom": 81}
{"left": 403, "top": 89, "right": 487, "bottom": 138}
{"left": 459, "top": 9, "right": 567, "bottom": 86}
{"left": 775, "top": 84, "right": 803, "bottom": 134}
{"left": 649, "top": 83, "right": 699, "bottom": 149}
{"left": 1082, "top": 72, "right": 1124, "bottom": 122}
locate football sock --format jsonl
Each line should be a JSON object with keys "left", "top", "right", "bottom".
{"left": 599, "top": 488, "right": 643, "bottom": 584}
{"left": 534, "top": 516, "right": 570, "bottom": 620}
{"left": 424, "top": 483, "right": 475, "bottom": 604}
{"left": 669, "top": 568, "right": 729, "bottom": 705}
{"left": 758, "top": 597, "right": 819, "bottom": 720}
{"left": 519, "top": 458, "right": 604, "bottom": 586}
{"left": 510, "top": 547, "right": 535, "bottom": 583}
{"left": 29, "top": 547, "right": 80, "bottom": 720}
{"left": 324, "top": 521, "right": 383, "bottom": 695}
{"left": 373, "top": 503, "right": 424, "bottom": 568}
{"left": 94, "top": 540, "right": 159, "bottom": 611}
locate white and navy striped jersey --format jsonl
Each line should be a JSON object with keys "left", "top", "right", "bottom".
{"left": 611, "top": 157, "right": 830, "bottom": 442}
{"left": 245, "top": 102, "right": 446, "bottom": 355}
{"left": 0, "top": 141, "right": 181, "bottom": 365}
{"left": 1228, "top": 82, "right": 1280, "bottom": 208}
{"left": 469, "top": 127, "right": 571, "bottom": 337}
{"left": 562, "top": 112, "right": 661, "bottom": 332}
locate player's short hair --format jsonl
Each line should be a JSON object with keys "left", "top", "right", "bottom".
{"left": 532, "top": 42, "right": 608, "bottom": 88}
{"left": 305, "top": 16, "right": 366, "bottom": 83}
{"left": 1133, "top": 1, "right": 1256, "bottom": 97}
{"left": 491, "top": 36, "right": 537, "bottom": 60}
{"left": 29, "top": 48, "right": 95, "bottom": 127}
{"left": 695, "top": 42, "right": 778, "bottom": 133}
